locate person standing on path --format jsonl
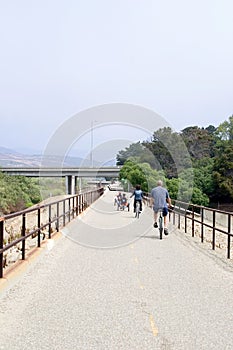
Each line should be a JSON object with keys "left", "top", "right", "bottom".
{"left": 151, "top": 180, "right": 171, "bottom": 235}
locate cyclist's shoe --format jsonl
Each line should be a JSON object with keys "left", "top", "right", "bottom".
{"left": 164, "top": 228, "right": 169, "bottom": 235}
{"left": 153, "top": 222, "right": 158, "bottom": 228}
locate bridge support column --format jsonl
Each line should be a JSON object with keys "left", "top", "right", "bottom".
{"left": 66, "top": 176, "right": 76, "bottom": 195}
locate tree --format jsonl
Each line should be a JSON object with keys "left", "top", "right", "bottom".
{"left": 116, "top": 141, "right": 159, "bottom": 168}
{"left": 212, "top": 116, "right": 233, "bottom": 202}
{"left": 116, "top": 142, "right": 145, "bottom": 165}
{"left": 119, "top": 160, "right": 166, "bottom": 192}
{"left": 215, "top": 115, "right": 233, "bottom": 142}
{"left": 143, "top": 127, "right": 192, "bottom": 178}
{"left": 181, "top": 125, "right": 216, "bottom": 159}
{"left": 0, "top": 172, "right": 42, "bottom": 214}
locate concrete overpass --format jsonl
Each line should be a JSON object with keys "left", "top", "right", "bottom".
{"left": 0, "top": 167, "right": 121, "bottom": 177}
{"left": 0, "top": 167, "right": 121, "bottom": 194}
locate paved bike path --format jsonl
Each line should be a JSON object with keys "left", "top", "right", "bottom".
{"left": 0, "top": 189, "right": 232, "bottom": 349}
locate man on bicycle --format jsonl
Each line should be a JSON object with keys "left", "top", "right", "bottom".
{"left": 151, "top": 180, "right": 171, "bottom": 235}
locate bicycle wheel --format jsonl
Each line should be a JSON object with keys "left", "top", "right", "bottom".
{"left": 159, "top": 214, "right": 163, "bottom": 239}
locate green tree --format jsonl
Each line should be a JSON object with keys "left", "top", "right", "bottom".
{"left": 212, "top": 116, "right": 233, "bottom": 202}
{"left": 119, "top": 160, "right": 166, "bottom": 192}
{"left": 116, "top": 142, "right": 144, "bottom": 165}
{"left": 116, "top": 141, "right": 158, "bottom": 168}
{"left": 167, "top": 177, "right": 209, "bottom": 206}
{"left": 0, "top": 172, "right": 42, "bottom": 214}
{"left": 181, "top": 125, "right": 216, "bottom": 159}
{"left": 143, "top": 127, "right": 192, "bottom": 177}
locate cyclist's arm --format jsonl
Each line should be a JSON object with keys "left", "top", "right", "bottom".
{"left": 130, "top": 191, "right": 135, "bottom": 198}
{"left": 166, "top": 193, "right": 172, "bottom": 207}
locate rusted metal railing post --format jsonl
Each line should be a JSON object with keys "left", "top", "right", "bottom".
{"left": 192, "top": 205, "right": 195, "bottom": 237}
{"left": 201, "top": 208, "right": 204, "bottom": 243}
{"left": 212, "top": 211, "right": 216, "bottom": 250}
{"left": 63, "top": 200, "right": 66, "bottom": 227}
{"left": 56, "top": 202, "right": 59, "bottom": 232}
{"left": 37, "top": 208, "right": 41, "bottom": 247}
{"left": 173, "top": 202, "right": 176, "bottom": 226}
{"left": 48, "top": 204, "right": 52, "bottom": 239}
{"left": 68, "top": 198, "right": 71, "bottom": 222}
{"left": 184, "top": 208, "right": 187, "bottom": 233}
{"left": 81, "top": 194, "right": 84, "bottom": 211}
{"left": 0, "top": 219, "right": 4, "bottom": 278}
{"left": 72, "top": 197, "right": 75, "bottom": 219}
{"left": 178, "top": 203, "right": 181, "bottom": 230}
{"left": 227, "top": 214, "right": 231, "bottom": 259}
{"left": 22, "top": 213, "right": 26, "bottom": 260}
{"left": 76, "top": 195, "right": 79, "bottom": 216}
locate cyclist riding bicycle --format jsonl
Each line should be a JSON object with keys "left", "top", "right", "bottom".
{"left": 150, "top": 180, "right": 171, "bottom": 235}
{"left": 130, "top": 184, "right": 144, "bottom": 213}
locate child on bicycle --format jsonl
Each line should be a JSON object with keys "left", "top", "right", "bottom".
{"left": 130, "top": 184, "right": 144, "bottom": 213}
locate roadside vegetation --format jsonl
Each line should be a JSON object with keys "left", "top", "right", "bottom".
{"left": 0, "top": 175, "right": 67, "bottom": 215}
{"left": 117, "top": 115, "right": 233, "bottom": 208}
{"left": 0, "top": 173, "right": 41, "bottom": 215}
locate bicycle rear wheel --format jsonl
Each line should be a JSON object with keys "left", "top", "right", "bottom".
{"left": 159, "top": 215, "right": 163, "bottom": 239}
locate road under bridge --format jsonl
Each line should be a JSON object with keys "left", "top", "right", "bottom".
{"left": 0, "top": 166, "right": 121, "bottom": 194}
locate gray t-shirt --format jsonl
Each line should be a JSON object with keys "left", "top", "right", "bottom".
{"left": 151, "top": 186, "right": 169, "bottom": 211}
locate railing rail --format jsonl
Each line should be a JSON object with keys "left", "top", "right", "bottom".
{"left": 144, "top": 192, "right": 232, "bottom": 259}
{"left": 170, "top": 200, "right": 233, "bottom": 259}
{"left": 0, "top": 187, "right": 104, "bottom": 278}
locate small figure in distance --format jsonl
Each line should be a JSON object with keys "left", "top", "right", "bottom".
{"left": 130, "top": 184, "right": 144, "bottom": 213}
{"left": 114, "top": 194, "right": 118, "bottom": 206}
{"left": 121, "top": 193, "right": 130, "bottom": 211}
{"left": 116, "top": 192, "right": 122, "bottom": 210}
{"left": 150, "top": 180, "right": 171, "bottom": 235}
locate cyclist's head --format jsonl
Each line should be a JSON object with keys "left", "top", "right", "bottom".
{"left": 157, "top": 180, "right": 163, "bottom": 186}
{"left": 136, "top": 184, "right": 141, "bottom": 190}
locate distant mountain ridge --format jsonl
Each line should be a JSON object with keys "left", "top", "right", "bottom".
{"left": 0, "top": 147, "right": 84, "bottom": 167}
{"left": 0, "top": 146, "right": 115, "bottom": 167}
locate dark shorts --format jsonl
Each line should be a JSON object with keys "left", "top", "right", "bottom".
{"left": 154, "top": 207, "right": 168, "bottom": 216}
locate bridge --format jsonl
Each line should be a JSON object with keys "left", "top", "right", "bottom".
{"left": 0, "top": 189, "right": 232, "bottom": 349}
{"left": 0, "top": 166, "right": 121, "bottom": 194}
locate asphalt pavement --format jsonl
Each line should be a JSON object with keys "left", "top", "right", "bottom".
{"left": 0, "top": 189, "right": 232, "bottom": 349}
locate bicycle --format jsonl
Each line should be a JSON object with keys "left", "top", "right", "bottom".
{"left": 135, "top": 201, "right": 140, "bottom": 218}
{"left": 158, "top": 208, "right": 163, "bottom": 239}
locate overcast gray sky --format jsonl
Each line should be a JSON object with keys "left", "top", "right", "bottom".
{"left": 0, "top": 0, "right": 233, "bottom": 156}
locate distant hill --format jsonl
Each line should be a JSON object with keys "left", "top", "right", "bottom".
{"left": 0, "top": 147, "right": 83, "bottom": 167}
{"left": 0, "top": 146, "right": 20, "bottom": 155}
{"left": 0, "top": 146, "right": 116, "bottom": 167}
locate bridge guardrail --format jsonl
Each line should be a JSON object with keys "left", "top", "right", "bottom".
{"left": 170, "top": 200, "right": 233, "bottom": 259}
{"left": 0, "top": 187, "right": 104, "bottom": 278}
{"left": 145, "top": 192, "right": 232, "bottom": 259}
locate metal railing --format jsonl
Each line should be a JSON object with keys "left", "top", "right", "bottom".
{"left": 170, "top": 200, "right": 233, "bottom": 259}
{"left": 0, "top": 187, "right": 104, "bottom": 278}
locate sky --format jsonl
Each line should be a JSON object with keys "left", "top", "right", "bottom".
{"left": 0, "top": 0, "right": 233, "bottom": 159}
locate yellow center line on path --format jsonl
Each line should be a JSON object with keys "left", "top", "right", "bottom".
{"left": 139, "top": 283, "right": 144, "bottom": 290}
{"left": 149, "top": 314, "right": 159, "bottom": 337}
